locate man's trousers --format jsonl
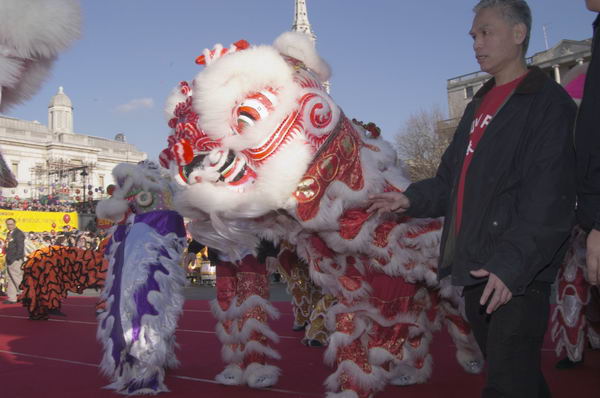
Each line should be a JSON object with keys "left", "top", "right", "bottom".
{"left": 464, "top": 281, "right": 551, "bottom": 398}
{"left": 6, "top": 259, "right": 23, "bottom": 302}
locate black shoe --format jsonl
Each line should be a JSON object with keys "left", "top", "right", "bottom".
{"left": 28, "top": 313, "right": 49, "bottom": 321}
{"left": 47, "top": 308, "right": 67, "bottom": 316}
{"left": 292, "top": 323, "right": 307, "bottom": 332}
{"left": 302, "top": 338, "right": 324, "bottom": 347}
{"left": 555, "top": 356, "right": 584, "bottom": 369}
{"left": 2, "top": 300, "right": 17, "bottom": 304}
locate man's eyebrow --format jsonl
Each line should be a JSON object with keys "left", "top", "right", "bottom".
{"left": 469, "top": 23, "right": 491, "bottom": 35}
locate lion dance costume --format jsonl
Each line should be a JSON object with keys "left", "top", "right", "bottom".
{"left": 552, "top": 226, "right": 600, "bottom": 362}
{"left": 160, "top": 32, "right": 482, "bottom": 397}
{"left": 0, "top": 0, "right": 81, "bottom": 187}
{"left": 275, "top": 244, "right": 335, "bottom": 346}
{"left": 211, "top": 248, "right": 282, "bottom": 388}
{"left": 19, "top": 243, "right": 108, "bottom": 320}
{"left": 96, "top": 161, "right": 187, "bottom": 395}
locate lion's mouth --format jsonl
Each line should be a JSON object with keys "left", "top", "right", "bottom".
{"left": 182, "top": 149, "right": 257, "bottom": 190}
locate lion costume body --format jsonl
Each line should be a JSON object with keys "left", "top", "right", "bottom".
{"left": 96, "top": 161, "right": 188, "bottom": 395}
{"left": 160, "top": 32, "right": 482, "bottom": 397}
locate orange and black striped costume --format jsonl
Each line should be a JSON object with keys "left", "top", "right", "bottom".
{"left": 19, "top": 242, "right": 108, "bottom": 320}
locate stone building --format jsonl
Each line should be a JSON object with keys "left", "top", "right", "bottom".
{"left": 0, "top": 87, "right": 146, "bottom": 201}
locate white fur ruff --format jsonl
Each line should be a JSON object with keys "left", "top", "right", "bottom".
{"left": 0, "top": 0, "right": 81, "bottom": 111}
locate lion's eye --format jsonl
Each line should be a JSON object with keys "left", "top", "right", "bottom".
{"left": 237, "top": 106, "right": 260, "bottom": 130}
{"left": 135, "top": 191, "right": 153, "bottom": 207}
{"left": 234, "top": 90, "right": 278, "bottom": 133}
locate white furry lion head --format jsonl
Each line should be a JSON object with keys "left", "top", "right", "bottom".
{"left": 160, "top": 32, "right": 340, "bottom": 223}
{"left": 96, "top": 161, "right": 178, "bottom": 223}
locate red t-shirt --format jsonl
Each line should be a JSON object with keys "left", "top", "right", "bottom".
{"left": 455, "top": 73, "right": 527, "bottom": 233}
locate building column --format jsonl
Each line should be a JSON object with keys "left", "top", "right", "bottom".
{"left": 553, "top": 64, "right": 561, "bottom": 84}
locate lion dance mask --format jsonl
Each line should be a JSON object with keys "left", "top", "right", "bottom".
{"left": 161, "top": 32, "right": 483, "bottom": 398}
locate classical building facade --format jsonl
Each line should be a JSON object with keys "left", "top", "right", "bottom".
{"left": 0, "top": 87, "right": 146, "bottom": 201}
{"left": 442, "top": 38, "right": 592, "bottom": 132}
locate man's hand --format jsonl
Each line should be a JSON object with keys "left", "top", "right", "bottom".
{"left": 586, "top": 229, "right": 600, "bottom": 286}
{"left": 366, "top": 192, "right": 410, "bottom": 215}
{"left": 470, "top": 269, "right": 513, "bottom": 314}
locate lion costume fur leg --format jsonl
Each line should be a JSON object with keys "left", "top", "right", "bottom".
{"left": 212, "top": 253, "right": 281, "bottom": 388}
{"left": 275, "top": 246, "right": 334, "bottom": 346}
{"left": 552, "top": 226, "right": 600, "bottom": 362}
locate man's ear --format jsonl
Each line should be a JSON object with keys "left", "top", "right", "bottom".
{"left": 513, "top": 22, "right": 527, "bottom": 47}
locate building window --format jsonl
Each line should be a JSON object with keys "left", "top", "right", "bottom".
{"left": 465, "top": 86, "right": 474, "bottom": 99}
{"left": 11, "top": 161, "right": 18, "bottom": 178}
{"left": 99, "top": 175, "right": 105, "bottom": 189}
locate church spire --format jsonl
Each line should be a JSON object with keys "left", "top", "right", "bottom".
{"left": 292, "top": 0, "right": 316, "bottom": 42}
{"left": 291, "top": 0, "right": 329, "bottom": 92}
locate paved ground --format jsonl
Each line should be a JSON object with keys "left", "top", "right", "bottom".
{"left": 77, "top": 279, "right": 293, "bottom": 302}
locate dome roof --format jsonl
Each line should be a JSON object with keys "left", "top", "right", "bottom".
{"left": 48, "top": 86, "right": 72, "bottom": 108}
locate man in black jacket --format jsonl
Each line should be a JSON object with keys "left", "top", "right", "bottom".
{"left": 368, "top": 1, "right": 576, "bottom": 396}
{"left": 577, "top": 1, "right": 600, "bottom": 286}
{"left": 4, "top": 217, "right": 25, "bottom": 304}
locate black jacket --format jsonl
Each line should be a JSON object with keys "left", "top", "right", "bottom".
{"left": 575, "top": 14, "right": 600, "bottom": 231}
{"left": 404, "top": 66, "right": 577, "bottom": 295}
{"left": 5, "top": 227, "right": 25, "bottom": 264}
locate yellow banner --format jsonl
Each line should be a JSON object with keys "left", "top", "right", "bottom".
{"left": 0, "top": 210, "right": 78, "bottom": 234}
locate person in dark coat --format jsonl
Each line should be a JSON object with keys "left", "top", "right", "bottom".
{"left": 4, "top": 218, "right": 25, "bottom": 304}
{"left": 549, "top": 0, "right": 600, "bottom": 371}
{"left": 368, "top": 1, "right": 576, "bottom": 396}
{"left": 577, "top": 0, "right": 600, "bottom": 286}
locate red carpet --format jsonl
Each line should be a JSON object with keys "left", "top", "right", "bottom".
{"left": 0, "top": 297, "right": 598, "bottom": 398}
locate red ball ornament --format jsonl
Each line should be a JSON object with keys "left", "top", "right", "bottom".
{"left": 63, "top": 214, "right": 71, "bottom": 224}
{"left": 51, "top": 222, "right": 57, "bottom": 229}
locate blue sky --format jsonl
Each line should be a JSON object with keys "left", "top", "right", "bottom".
{"left": 3, "top": 1, "right": 595, "bottom": 160}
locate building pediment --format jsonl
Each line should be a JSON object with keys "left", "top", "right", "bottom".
{"left": 530, "top": 39, "right": 591, "bottom": 64}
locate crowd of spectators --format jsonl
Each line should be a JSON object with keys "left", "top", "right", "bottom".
{"left": 0, "top": 198, "right": 77, "bottom": 212}
{"left": 23, "top": 228, "right": 108, "bottom": 252}
{"left": 0, "top": 227, "right": 107, "bottom": 255}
